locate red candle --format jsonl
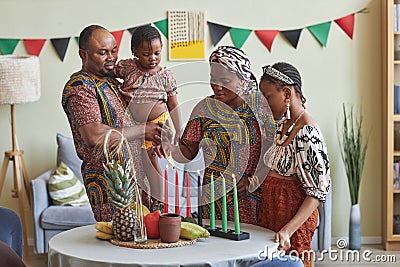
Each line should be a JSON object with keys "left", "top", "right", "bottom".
{"left": 164, "top": 165, "right": 168, "bottom": 213}
{"left": 175, "top": 170, "right": 180, "bottom": 214}
{"left": 186, "top": 171, "right": 191, "bottom": 217}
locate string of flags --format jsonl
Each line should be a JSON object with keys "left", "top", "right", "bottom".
{"left": 0, "top": 8, "right": 368, "bottom": 61}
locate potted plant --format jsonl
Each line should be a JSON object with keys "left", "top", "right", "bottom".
{"left": 338, "top": 104, "right": 369, "bottom": 250}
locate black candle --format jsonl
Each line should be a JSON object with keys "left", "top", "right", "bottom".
{"left": 197, "top": 170, "right": 202, "bottom": 226}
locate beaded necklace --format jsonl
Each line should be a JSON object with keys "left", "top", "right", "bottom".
{"left": 275, "top": 110, "right": 305, "bottom": 145}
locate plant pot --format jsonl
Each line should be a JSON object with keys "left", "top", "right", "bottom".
{"left": 349, "top": 204, "right": 361, "bottom": 250}
{"left": 159, "top": 213, "right": 181, "bottom": 243}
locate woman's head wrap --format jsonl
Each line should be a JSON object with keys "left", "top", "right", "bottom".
{"left": 209, "top": 46, "right": 258, "bottom": 94}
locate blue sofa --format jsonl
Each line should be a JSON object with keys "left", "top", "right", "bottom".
{"left": 30, "top": 134, "right": 96, "bottom": 254}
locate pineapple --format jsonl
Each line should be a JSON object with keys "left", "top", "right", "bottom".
{"left": 102, "top": 160, "right": 136, "bottom": 242}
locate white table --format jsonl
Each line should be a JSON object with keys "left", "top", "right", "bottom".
{"left": 48, "top": 221, "right": 278, "bottom": 267}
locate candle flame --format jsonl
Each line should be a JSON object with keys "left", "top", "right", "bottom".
{"left": 197, "top": 170, "right": 200, "bottom": 176}
{"left": 165, "top": 165, "right": 168, "bottom": 170}
{"left": 165, "top": 153, "right": 175, "bottom": 168}
{"left": 232, "top": 173, "right": 235, "bottom": 179}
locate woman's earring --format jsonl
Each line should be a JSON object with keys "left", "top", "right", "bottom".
{"left": 286, "top": 99, "right": 291, "bottom": 120}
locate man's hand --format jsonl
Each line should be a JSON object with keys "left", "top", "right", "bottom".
{"left": 144, "top": 121, "right": 165, "bottom": 145}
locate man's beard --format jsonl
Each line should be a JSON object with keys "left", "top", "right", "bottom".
{"left": 101, "top": 69, "right": 114, "bottom": 78}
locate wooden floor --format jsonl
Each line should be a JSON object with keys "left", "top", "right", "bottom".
{"left": 23, "top": 244, "right": 400, "bottom": 267}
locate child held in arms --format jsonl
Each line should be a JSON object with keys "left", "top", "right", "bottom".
{"left": 114, "top": 25, "right": 182, "bottom": 212}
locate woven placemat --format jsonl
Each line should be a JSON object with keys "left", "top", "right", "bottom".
{"left": 110, "top": 238, "right": 197, "bottom": 249}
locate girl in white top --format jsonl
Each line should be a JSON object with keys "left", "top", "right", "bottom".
{"left": 257, "top": 62, "right": 330, "bottom": 267}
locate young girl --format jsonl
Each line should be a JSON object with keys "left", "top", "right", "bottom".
{"left": 258, "top": 62, "right": 331, "bottom": 267}
{"left": 115, "top": 25, "right": 182, "bottom": 211}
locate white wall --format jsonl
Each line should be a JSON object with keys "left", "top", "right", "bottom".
{"left": 0, "top": 0, "right": 381, "bottom": 241}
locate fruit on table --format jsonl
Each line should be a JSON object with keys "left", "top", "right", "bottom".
{"left": 131, "top": 203, "right": 150, "bottom": 216}
{"left": 102, "top": 160, "right": 137, "bottom": 241}
{"left": 95, "top": 221, "right": 113, "bottom": 234}
{"left": 180, "top": 221, "right": 210, "bottom": 240}
{"left": 95, "top": 231, "right": 114, "bottom": 240}
{"left": 144, "top": 210, "right": 161, "bottom": 238}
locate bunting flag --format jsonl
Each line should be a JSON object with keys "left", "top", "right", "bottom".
{"left": 111, "top": 30, "right": 124, "bottom": 52}
{"left": 0, "top": 8, "right": 366, "bottom": 60}
{"left": 50, "top": 37, "right": 70, "bottom": 61}
{"left": 308, "top": 21, "right": 331, "bottom": 47}
{"left": 229, "top": 27, "right": 252, "bottom": 49}
{"left": 255, "top": 30, "right": 279, "bottom": 52}
{"left": 335, "top": 13, "right": 355, "bottom": 39}
{"left": 23, "top": 39, "right": 46, "bottom": 56}
{"left": 127, "top": 24, "right": 151, "bottom": 35}
{"left": 208, "top": 22, "right": 230, "bottom": 46}
{"left": 281, "top": 29, "right": 303, "bottom": 49}
{"left": 0, "top": 39, "right": 20, "bottom": 55}
{"left": 154, "top": 19, "right": 168, "bottom": 38}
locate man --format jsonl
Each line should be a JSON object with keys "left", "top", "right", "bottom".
{"left": 62, "top": 25, "right": 165, "bottom": 221}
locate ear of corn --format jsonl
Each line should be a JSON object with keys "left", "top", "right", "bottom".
{"left": 180, "top": 221, "right": 210, "bottom": 240}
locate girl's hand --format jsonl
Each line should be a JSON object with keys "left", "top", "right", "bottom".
{"left": 274, "top": 229, "right": 291, "bottom": 251}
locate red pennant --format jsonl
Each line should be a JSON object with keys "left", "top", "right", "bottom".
{"left": 334, "top": 13, "right": 355, "bottom": 39}
{"left": 23, "top": 39, "right": 46, "bottom": 56}
{"left": 111, "top": 30, "right": 124, "bottom": 52}
{"left": 255, "top": 30, "right": 279, "bottom": 52}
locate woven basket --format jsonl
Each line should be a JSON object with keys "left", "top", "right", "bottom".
{"left": 110, "top": 238, "right": 197, "bottom": 249}
{"left": 0, "top": 55, "right": 41, "bottom": 104}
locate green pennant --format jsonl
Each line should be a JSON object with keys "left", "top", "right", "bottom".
{"left": 229, "top": 28, "right": 252, "bottom": 49}
{"left": 154, "top": 19, "right": 168, "bottom": 39}
{"left": 75, "top": 37, "right": 80, "bottom": 45}
{"left": 0, "top": 39, "right": 20, "bottom": 55}
{"left": 308, "top": 22, "right": 331, "bottom": 47}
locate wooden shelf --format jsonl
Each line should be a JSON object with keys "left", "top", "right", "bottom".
{"left": 383, "top": 0, "right": 400, "bottom": 250}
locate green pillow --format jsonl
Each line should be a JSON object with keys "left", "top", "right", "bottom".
{"left": 48, "top": 162, "right": 89, "bottom": 206}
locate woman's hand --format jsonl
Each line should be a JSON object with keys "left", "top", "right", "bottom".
{"left": 274, "top": 229, "right": 291, "bottom": 251}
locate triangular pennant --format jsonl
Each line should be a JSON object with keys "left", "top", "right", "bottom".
{"left": 281, "top": 29, "right": 303, "bottom": 49}
{"left": 0, "top": 39, "right": 20, "bottom": 55}
{"left": 335, "top": 13, "right": 355, "bottom": 39}
{"left": 254, "top": 30, "right": 279, "bottom": 52}
{"left": 308, "top": 22, "right": 332, "bottom": 47}
{"left": 127, "top": 24, "right": 151, "bottom": 35}
{"left": 75, "top": 36, "right": 80, "bottom": 45}
{"left": 50, "top": 37, "right": 70, "bottom": 61}
{"left": 154, "top": 19, "right": 168, "bottom": 38}
{"left": 229, "top": 28, "right": 252, "bottom": 49}
{"left": 111, "top": 30, "right": 124, "bottom": 52}
{"left": 208, "top": 22, "right": 231, "bottom": 46}
{"left": 23, "top": 39, "right": 46, "bottom": 56}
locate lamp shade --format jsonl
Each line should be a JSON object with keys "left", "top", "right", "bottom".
{"left": 0, "top": 55, "right": 41, "bottom": 104}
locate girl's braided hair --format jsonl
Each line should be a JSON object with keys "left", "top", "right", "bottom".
{"left": 130, "top": 25, "right": 162, "bottom": 53}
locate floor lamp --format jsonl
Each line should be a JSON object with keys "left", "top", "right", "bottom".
{"left": 0, "top": 55, "right": 41, "bottom": 253}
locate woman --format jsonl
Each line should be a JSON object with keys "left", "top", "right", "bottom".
{"left": 167, "top": 46, "right": 273, "bottom": 224}
{"left": 257, "top": 62, "right": 331, "bottom": 267}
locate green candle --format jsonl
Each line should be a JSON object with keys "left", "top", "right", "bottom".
{"left": 210, "top": 173, "right": 215, "bottom": 230}
{"left": 232, "top": 175, "right": 240, "bottom": 234}
{"left": 221, "top": 174, "right": 227, "bottom": 233}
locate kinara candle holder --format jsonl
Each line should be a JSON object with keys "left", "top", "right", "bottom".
{"left": 203, "top": 225, "right": 250, "bottom": 241}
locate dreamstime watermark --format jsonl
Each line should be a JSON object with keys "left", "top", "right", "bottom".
{"left": 257, "top": 239, "right": 397, "bottom": 263}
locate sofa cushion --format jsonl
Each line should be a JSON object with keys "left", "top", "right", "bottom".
{"left": 56, "top": 133, "right": 83, "bottom": 182}
{"left": 48, "top": 162, "right": 89, "bottom": 206}
{"left": 40, "top": 205, "right": 95, "bottom": 230}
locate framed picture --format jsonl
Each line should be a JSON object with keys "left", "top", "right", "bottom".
{"left": 168, "top": 10, "right": 205, "bottom": 61}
